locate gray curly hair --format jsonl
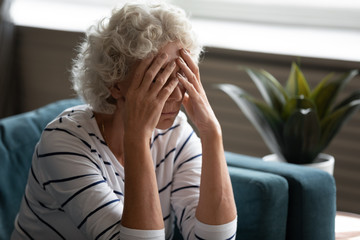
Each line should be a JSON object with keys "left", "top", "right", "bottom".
{"left": 71, "top": 1, "right": 203, "bottom": 114}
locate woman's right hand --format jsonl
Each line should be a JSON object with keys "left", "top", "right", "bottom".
{"left": 119, "top": 53, "right": 178, "bottom": 230}
{"left": 120, "top": 53, "right": 178, "bottom": 140}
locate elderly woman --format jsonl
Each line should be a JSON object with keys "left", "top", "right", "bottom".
{"left": 12, "top": 2, "right": 237, "bottom": 240}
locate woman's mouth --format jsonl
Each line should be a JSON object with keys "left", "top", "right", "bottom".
{"left": 161, "top": 111, "right": 178, "bottom": 116}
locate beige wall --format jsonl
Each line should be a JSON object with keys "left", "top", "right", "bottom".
{"left": 14, "top": 25, "right": 360, "bottom": 214}
{"left": 15, "top": 26, "right": 82, "bottom": 112}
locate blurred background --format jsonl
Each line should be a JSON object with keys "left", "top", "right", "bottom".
{"left": 1, "top": 0, "right": 359, "bottom": 213}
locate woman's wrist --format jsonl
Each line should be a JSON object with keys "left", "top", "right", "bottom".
{"left": 198, "top": 119, "right": 222, "bottom": 140}
{"left": 123, "top": 132, "right": 152, "bottom": 160}
{"left": 124, "top": 127, "right": 151, "bottom": 143}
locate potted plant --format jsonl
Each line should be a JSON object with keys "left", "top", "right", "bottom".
{"left": 217, "top": 62, "right": 360, "bottom": 174}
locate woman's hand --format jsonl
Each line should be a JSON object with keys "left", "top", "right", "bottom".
{"left": 121, "top": 53, "right": 178, "bottom": 230}
{"left": 176, "top": 50, "right": 237, "bottom": 226}
{"left": 122, "top": 53, "right": 179, "bottom": 139}
{"left": 176, "top": 49, "right": 221, "bottom": 137}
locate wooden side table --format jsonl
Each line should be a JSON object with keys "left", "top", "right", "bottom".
{"left": 336, "top": 211, "right": 360, "bottom": 240}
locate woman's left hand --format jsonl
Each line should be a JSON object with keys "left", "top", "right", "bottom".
{"left": 177, "top": 49, "right": 237, "bottom": 226}
{"left": 176, "top": 49, "right": 221, "bottom": 137}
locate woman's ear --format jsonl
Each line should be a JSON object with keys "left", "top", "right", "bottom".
{"left": 110, "top": 81, "right": 130, "bottom": 102}
{"left": 110, "top": 83, "right": 123, "bottom": 100}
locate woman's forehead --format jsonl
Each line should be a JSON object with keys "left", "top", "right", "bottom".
{"left": 158, "top": 41, "right": 182, "bottom": 63}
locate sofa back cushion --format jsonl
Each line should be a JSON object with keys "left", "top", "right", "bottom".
{"left": 0, "top": 99, "right": 82, "bottom": 239}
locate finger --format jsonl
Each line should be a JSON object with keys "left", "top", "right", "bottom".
{"left": 182, "top": 92, "right": 191, "bottom": 109}
{"left": 157, "top": 77, "right": 179, "bottom": 102}
{"left": 177, "top": 72, "right": 198, "bottom": 98}
{"left": 128, "top": 55, "right": 154, "bottom": 90}
{"left": 180, "top": 49, "right": 200, "bottom": 79}
{"left": 140, "top": 53, "right": 168, "bottom": 91}
{"left": 183, "top": 92, "right": 197, "bottom": 117}
{"left": 176, "top": 56, "right": 201, "bottom": 91}
{"left": 151, "top": 61, "right": 176, "bottom": 94}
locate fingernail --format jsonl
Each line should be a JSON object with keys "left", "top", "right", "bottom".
{"left": 171, "top": 61, "right": 176, "bottom": 68}
{"left": 176, "top": 72, "right": 183, "bottom": 79}
{"left": 161, "top": 53, "right": 167, "bottom": 59}
{"left": 182, "top": 49, "right": 188, "bottom": 54}
{"left": 178, "top": 57, "right": 185, "bottom": 64}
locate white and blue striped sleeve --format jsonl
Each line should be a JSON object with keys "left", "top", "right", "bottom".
{"left": 35, "top": 127, "right": 124, "bottom": 239}
{"left": 194, "top": 218, "right": 237, "bottom": 240}
{"left": 34, "top": 124, "right": 165, "bottom": 240}
{"left": 119, "top": 225, "right": 165, "bottom": 239}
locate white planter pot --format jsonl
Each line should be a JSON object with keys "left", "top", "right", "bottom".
{"left": 263, "top": 153, "right": 335, "bottom": 175}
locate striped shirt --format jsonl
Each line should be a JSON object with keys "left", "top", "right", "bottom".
{"left": 11, "top": 105, "right": 237, "bottom": 240}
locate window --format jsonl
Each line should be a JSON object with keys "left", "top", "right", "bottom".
{"left": 169, "top": 0, "right": 360, "bottom": 61}
{"left": 10, "top": 0, "right": 360, "bottom": 61}
{"left": 12, "top": 0, "right": 360, "bottom": 30}
{"left": 169, "top": 0, "right": 360, "bottom": 29}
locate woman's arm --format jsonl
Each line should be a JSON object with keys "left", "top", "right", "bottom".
{"left": 121, "top": 136, "right": 164, "bottom": 230}
{"left": 176, "top": 49, "right": 237, "bottom": 225}
{"left": 196, "top": 126, "right": 237, "bottom": 224}
{"left": 120, "top": 54, "right": 179, "bottom": 230}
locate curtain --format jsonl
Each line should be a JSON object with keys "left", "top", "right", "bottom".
{"left": 0, "top": 0, "right": 17, "bottom": 118}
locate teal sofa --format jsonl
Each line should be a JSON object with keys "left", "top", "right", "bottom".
{"left": 0, "top": 99, "right": 336, "bottom": 240}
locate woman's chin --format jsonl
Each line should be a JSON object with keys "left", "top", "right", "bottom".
{"left": 156, "top": 112, "right": 178, "bottom": 130}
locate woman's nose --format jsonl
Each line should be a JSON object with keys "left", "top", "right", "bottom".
{"left": 168, "top": 84, "right": 183, "bottom": 102}
{"left": 167, "top": 65, "right": 183, "bottom": 102}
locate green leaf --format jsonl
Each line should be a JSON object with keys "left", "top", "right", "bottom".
{"left": 282, "top": 109, "right": 321, "bottom": 164}
{"left": 216, "top": 83, "right": 283, "bottom": 157}
{"left": 319, "top": 99, "right": 360, "bottom": 153}
{"left": 244, "top": 68, "right": 288, "bottom": 114}
{"left": 285, "top": 62, "right": 311, "bottom": 98}
{"left": 281, "top": 96, "right": 317, "bottom": 121}
{"left": 310, "top": 69, "right": 359, "bottom": 120}
{"left": 332, "top": 90, "right": 360, "bottom": 112}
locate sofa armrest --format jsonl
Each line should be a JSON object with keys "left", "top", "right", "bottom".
{"left": 0, "top": 98, "right": 83, "bottom": 240}
{"left": 228, "top": 166, "right": 288, "bottom": 240}
{"left": 225, "top": 152, "right": 336, "bottom": 240}
{"left": 172, "top": 166, "right": 289, "bottom": 240}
